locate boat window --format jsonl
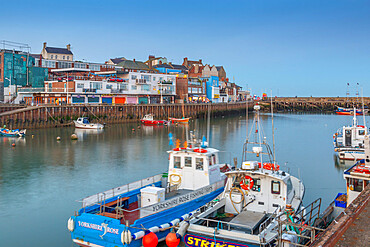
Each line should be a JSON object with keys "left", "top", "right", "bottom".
{"left": 287, "top": 178, "right": 293, "bottom": 195}
{"left": 252, "top": 178, "right": 261, "bottom": 192}
{"left": 348, "top": 178, "right": 364, "bottom": 192}
{"left": 212, "top": 154, "right": 217, "bottom": 164}
{"left": 271, "top": 181, "right": 281, "bottom": 194}
{"left": 196, "top": 158, "right": 204, "bottom": 170}
{"left": 184, "top": 157, "right": 192, "bottom": 168}
{"left": 359, "top": 130, "right": 365, "bottom": 135}
{"left": 83, "top": 119, "right": 89, "bottom": 124}
{"left": 209, "top": 157, "right": 213, "bottom": 166}
{"left": 174, "top": 156, "right": 181, "bottom": 169}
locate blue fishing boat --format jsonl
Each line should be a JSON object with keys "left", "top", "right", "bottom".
{"left": 0, "top": 127, "right": 26, "bottom": 137}
{"left": 68, "top": 138, "right": 231, "bottom": 247}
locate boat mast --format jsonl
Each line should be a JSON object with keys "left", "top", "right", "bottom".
{"left": 270, "top": 91, "right": 276, "bottom": 165}
{"left": 361, "top": 87, "right": 367, "bottom": 129}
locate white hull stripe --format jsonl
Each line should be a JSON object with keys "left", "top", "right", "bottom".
{"left": 73, "top": 239, "right": 104, "bottom": 247}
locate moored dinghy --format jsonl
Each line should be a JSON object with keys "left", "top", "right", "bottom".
{"left": 0, "top": 126, "right": 26, "bottom": 137}
{"left": 74, "top": 117, "right": 104, "bottom": 129}
{"left": 68, "top": 137, "right": 231, "bottom": 247}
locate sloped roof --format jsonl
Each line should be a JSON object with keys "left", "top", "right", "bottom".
{"left": 110, "top": 57, "right": 126, "bottom": 65}
{"left": 154, "top": 63, "right": 187, "bottom": 70}
{"left": 45, "top": 47, "right": 73, "bottom": 55}
{"left": 216, "top": 66, "right": 224, "bottom": 71}
{"left": 117, "top": 59, "right": 151, "bottom": 71}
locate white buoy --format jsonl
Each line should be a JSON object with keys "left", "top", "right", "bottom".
{"left": 57, "top": 136, "right": 61, "bottom": 141}
{"left": 71, "top": 134, "right": 78, "bottom": 140}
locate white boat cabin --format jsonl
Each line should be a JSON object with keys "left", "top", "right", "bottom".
{"left": 142, "top": 114, "right": 154, "bottom": 121}
{"left": 223, "top": 161, "right": 302, "bottom": 215}
{"left": 76, "top": 117, "right": 90, "bottom": 124}
{"left": 334, "top": 114, "right": 368, "bottom": 148}
{"left": 344, "top": 135, "right": 370, "bottom": 205}
{"left": 168, "top": 147, "right": 226, "bottom": 191}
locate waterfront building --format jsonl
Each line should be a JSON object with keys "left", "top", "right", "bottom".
{"left": 145, "top": 55, "right": 168, "bottom": 67}
{"left": 203, "top": 76, "right": 220, "bottom": 103}
{"left": 153, "top": 63, "right": 188, "bottom": 74}
{"left": 41, "top": 42, "right": 73, "bottom": 61}
{"left": 182, "top": 57, "right": 203, "bottom": 69}
{"left": 0, "top": 49, "right": 48, "bottom": 102}
{"left": 216, "top": 66, "right": 226, "bottom": 81}
{"left": 16, "top": 70, "right": 176, "bottom": 105}
{"left": 106, "top": 57, "right": 126, "bottom": 65}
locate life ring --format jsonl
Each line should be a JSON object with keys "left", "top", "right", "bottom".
{"left": 169, "top": 174, "right": 182, "bottom": 186}
{"left": 240, "top": 176, "right": 254, "bottom": 190}
{"left": 193, "top": 148, "right": 207, "bottom": 153}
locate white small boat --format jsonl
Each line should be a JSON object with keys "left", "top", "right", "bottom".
{"left": 73, "top": 117, "right": 104, "bottom": 129}
{"left": 333, "top": 108, "right": 368, "bottom": 160}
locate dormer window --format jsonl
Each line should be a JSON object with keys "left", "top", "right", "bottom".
{"left": 55, "top": 55, "right": 58, "bottom": 59}
{"left": 174, "top": 156, "right": 181, "bottom": 169}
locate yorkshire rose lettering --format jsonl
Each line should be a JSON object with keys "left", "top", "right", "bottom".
{"left": 78, "top": 221, "right": 119, "bottom": 235}
{"left": 151, "top": 185, "right": 214, "bottom": 212}
{"left": 184, "top": 235, "right": 248, "bottom": 247}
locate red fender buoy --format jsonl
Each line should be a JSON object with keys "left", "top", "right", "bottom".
{"left": 142, "top": 232, "right": 158, "bottom": 247}
{"left": 166, "top": 232, "right": 180, "bottom": 247}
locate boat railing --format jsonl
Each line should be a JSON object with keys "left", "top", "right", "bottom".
{"left": 80, "top": 174, "right": 163, "bottom": 208}
{"left": 195, "top": 216, "right": 256, "bottom": 234}
{"left": 275, "top": 198, "right": 324, "bottom": 246}
{"left": 258, "top": 205, "right": 281, "bottom": 236}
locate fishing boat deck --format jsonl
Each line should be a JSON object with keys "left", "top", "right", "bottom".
{"left": 229, "top": 210, "right": 267, "bottom": 231}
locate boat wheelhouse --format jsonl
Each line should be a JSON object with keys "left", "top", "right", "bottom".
{"left": 74, "top": 117, "right": 104, "bottom": 129}
{"left": 333, "top": 109, "right": 368, "bottom": 161}
{"left": 140, "top": 114, "right": 167, "bottom": 125}
{"left": 68, "top": 143, "right": 230, "bottom": 247}
{"left": 180, "top": 104, "right": 305, "bottom": 247}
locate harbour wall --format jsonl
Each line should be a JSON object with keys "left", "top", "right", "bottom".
{"left": 265, "top": 97, "right": 370, "bottom": 112}
{"left": 0, "top": 102, "right": 249, "bottom": 129}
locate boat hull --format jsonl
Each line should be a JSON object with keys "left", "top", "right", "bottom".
{"left": 0, "top": 129, "right": 26, "bottom": 137}
{"left": 70, "top": 185, "right": 224, "bottom": 247}
{"left": 74, "top": 121, "right": 104, "bottom": 129}
{"left": 169, "top": 117, "right": 190, "bottom": 124}
{"left": 140, "top": 119, "right": 167, "bottom": 125}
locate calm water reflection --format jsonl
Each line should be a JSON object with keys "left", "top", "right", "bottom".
{"left": 0, "top": 113, "right": 368, "bottom": 246}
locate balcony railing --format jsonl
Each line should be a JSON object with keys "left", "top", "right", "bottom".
{"left": 136, "top": 79, "right": 147, "bottom": 84}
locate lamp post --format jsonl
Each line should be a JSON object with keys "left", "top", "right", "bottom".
{"left": 5, "top": 77, "right": 12, "bottom": 103}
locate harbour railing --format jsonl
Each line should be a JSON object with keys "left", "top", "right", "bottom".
{"left": 80, "top": 174, "right": 163, "bottom": 208}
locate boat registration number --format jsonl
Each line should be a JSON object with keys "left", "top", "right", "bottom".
{"left": 184, "top": 234, "right": 249, "bottom": 247}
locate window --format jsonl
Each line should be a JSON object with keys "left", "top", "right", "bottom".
{"left": 77, "top": 83, "right": 84, "bottom": 88}
{"left": 106, "top": 84, "right": 113, "bottom": 89}
{"left": 42, "top": 60, "right": 56, "bottom": 68}
{"left": 120, "top": 84, "right": 128, "bottom": 91}
{"left": 252, "top": 178, "right": 261, "bottom": 192}
{"left": 55, "top": 55, "right": 58, "bottom": 59}
{"left": 359, "top": 130, "right": 365, "bottom": 135}
{"left": 174, "top": 156, "right": 181, "bottom": 169}
{"left": 142, "top": 84, "right": 150, "bottom": 91}
{"left": 67, "top": 56, "right": 69, "bottom": 60}
{"left": 131, "top": 85, "right": 137, "bottom": 90}
{"left": 63, "top": 56, "right": 65, "bottom": 60}
{"left": 152, "top": 76, "right": 156, "bottom": 81}
{"left": 51, "top": 55, "right": 53, "bottom": 59}
{"left": 58, "top": 61, "right": 72, "bottom": 69}
{"left": 131, "top": 75, "right": 137, "bottom": 80}
{"left": 271, "top": 181, "right": 281, "bottom": 194}
{"left": 142, "top": 75, "right": 150, "bottom": 80}
{"left": 185, "top": 157, "right": 192, "bottom": 167}
{"left": 348, "top": 178, "right": 364, "bottom": 192}
{"left": 89, "top": 64, "right": 101, "bottom": 71}
{"left": 196, "top": 158, "right": 204, "bottom": 170}
{"left": 75, "top": 63, "right": 87, "bottom": 69}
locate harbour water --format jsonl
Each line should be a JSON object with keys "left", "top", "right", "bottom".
{"left": 0, "top": 113, "right": 369, "bottom": 247}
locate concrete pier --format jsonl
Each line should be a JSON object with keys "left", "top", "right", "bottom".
{"left": 310, "top": 184, "right": 370, "bottom": 247}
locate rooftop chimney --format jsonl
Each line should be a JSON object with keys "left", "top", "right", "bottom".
{"left": 199, "top": 59, "right": 202, "bottom": 64}
{"left": 149, "top": 55, "right": 155, "bottom": 60}
{"left": 43, "top": 42, "right": 47, "bottom": 49}
{"left": 67, "top": 44, "right": 71, "bottom": 51}
{"left": 133, "top": 58, "right": 136, "bottom": 62}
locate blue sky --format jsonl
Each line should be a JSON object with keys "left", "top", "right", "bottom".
{"left": 1, "top": 0, "right": 369, "bottom": 96}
